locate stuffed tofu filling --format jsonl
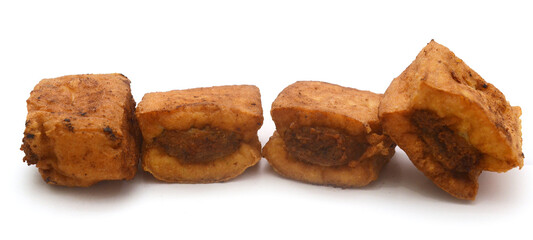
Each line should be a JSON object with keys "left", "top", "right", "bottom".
{"left": 154, "top": 127, "right": 241, "bottom": 163}
{"left": 282, "top": 126, "right": 368, "bottom": 167}
{"left": 411, "top": 110, "right": 481, "bottom": 174}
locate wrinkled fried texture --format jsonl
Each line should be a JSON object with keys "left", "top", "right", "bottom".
{"left": 21, "top": 74, "right": 141, "bottom": 187}
{"left": 379, "top": 40, "right": 523, "bottom": 200}
{"left": 136, "top": 85, "right": 263, "bottom": 183}
{"left": 263, "top": 81, "right": 395, "bottom": 187}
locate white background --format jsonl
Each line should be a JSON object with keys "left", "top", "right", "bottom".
{"left": 1, "top": 0, "right": 531, "bottom": 239}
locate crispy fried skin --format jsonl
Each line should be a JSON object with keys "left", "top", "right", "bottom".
{"left": 263, "top": 81, "right": 395, "bottom": 187}
{"left": 379, "top": 40, "right": 523, "bottom": 200}
{"left": 136, "top": 85, "right": 263, "bottom": 183}
{"left": 21, "top": 74, "right": 141, "bottom": 187}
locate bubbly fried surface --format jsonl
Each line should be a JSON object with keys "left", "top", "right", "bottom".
{"left": 379, "top": 40, "right": 523, "bottom": 200}
{"left": 136, "top": 85, "right": 263, "bottom": 183}
{"left": 21, "top": 74, "right": 141, "bottom": 187}
{"left": 264, "top": 81, "right": 395, "bottom": 187}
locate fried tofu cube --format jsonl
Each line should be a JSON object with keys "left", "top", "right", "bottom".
{"left": 379, "top": 40, "right": 523, "bottom": 200}
{"left": 262, "top": 81, "right": 395, "bottom": 187}
{"left": 21, "top": 74, "right": 141, "bottom": 187}
{"left": 136, "top": 85, "right": 263, "bottom": 183}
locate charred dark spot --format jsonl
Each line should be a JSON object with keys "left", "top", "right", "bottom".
{"left": 25, "top": 120, "right": 30, "bottom": 127}
{"left": 103, "top": 126, "right": 113, "bottom": 133}
{"left": 103, "top": 126, "right": 117, "bottom": 140}
{"left": 251, "top": 103, "right": 256, "bottom": 106}
{"left": 21, "top": 137, "right": 39, "bottom": 165}
{"left": 26, "top": 153, "right": 39, "bottom": 165}
{"left": 26, "top": 133, "right": 35, "bottom": 139}
{"left": 520, "top": 152, "right": 525, "bottom": 158}
{"left": 80, "top": 112, "right": 87, "bottom": 116}
{"left": 65, "top": 121, "right": 74, "bottom": 132}
{"left": 44, "top": 177, "right": 57, "bottom": 184}
{"left": 482, "top": 83, "right": 488, "bottom": 89}
{"left": 450, "top": 71, "right": 460, "bottom": 83}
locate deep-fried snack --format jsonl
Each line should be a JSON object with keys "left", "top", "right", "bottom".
{"left": 21, "top": 74, "right": 141, "bottom": 187}
{"left": 379, "top": 40, "right": 523, "bottom": 200}
{"left": 136, "top": 85, "right": 263, "bottom": 183}
{"left": 262, "top": 81, "right": 396, "bottom": 187}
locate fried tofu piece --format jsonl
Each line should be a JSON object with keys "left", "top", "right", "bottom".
{"left": 21, "top": 74, "right": 141, "bottom": 187}
{"left": 262, "top": 81, "right": 395, "bottom": 187}
{"left": 136, "top": 85, "right": 263, "bottom": 183}
{"left": 379, "top": 40, "right": 523, "bottom": 200}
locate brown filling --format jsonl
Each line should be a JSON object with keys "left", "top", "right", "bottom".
{"left": 154, "top": 127, "right": 241, "bottom": 163}
{"left": 282, "top": 126, "right": 368, "bottom": 167}
{"left": 411, "top": 110, "right": 481, "bottom": 174}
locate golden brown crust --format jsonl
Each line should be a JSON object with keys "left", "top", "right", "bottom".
{"left": 379, "top": 40, "right": 523, "bottom": 200}
{"left": 272, "top": 81, "right": 383, "bottom": 137}
{"left": 136, "top": 85, "right": 262, "bottom": 143}
{"left": 264, "top": 81, "right": 395, "bottom": 187}
{"left": 136, "top": 85, "right": 263, "bottom": 183}
{"left": 21, "top": 74, "right": 141, "bottom": 187}
{"left": 137, "top": 85, "right": 261, "bottom": 116}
